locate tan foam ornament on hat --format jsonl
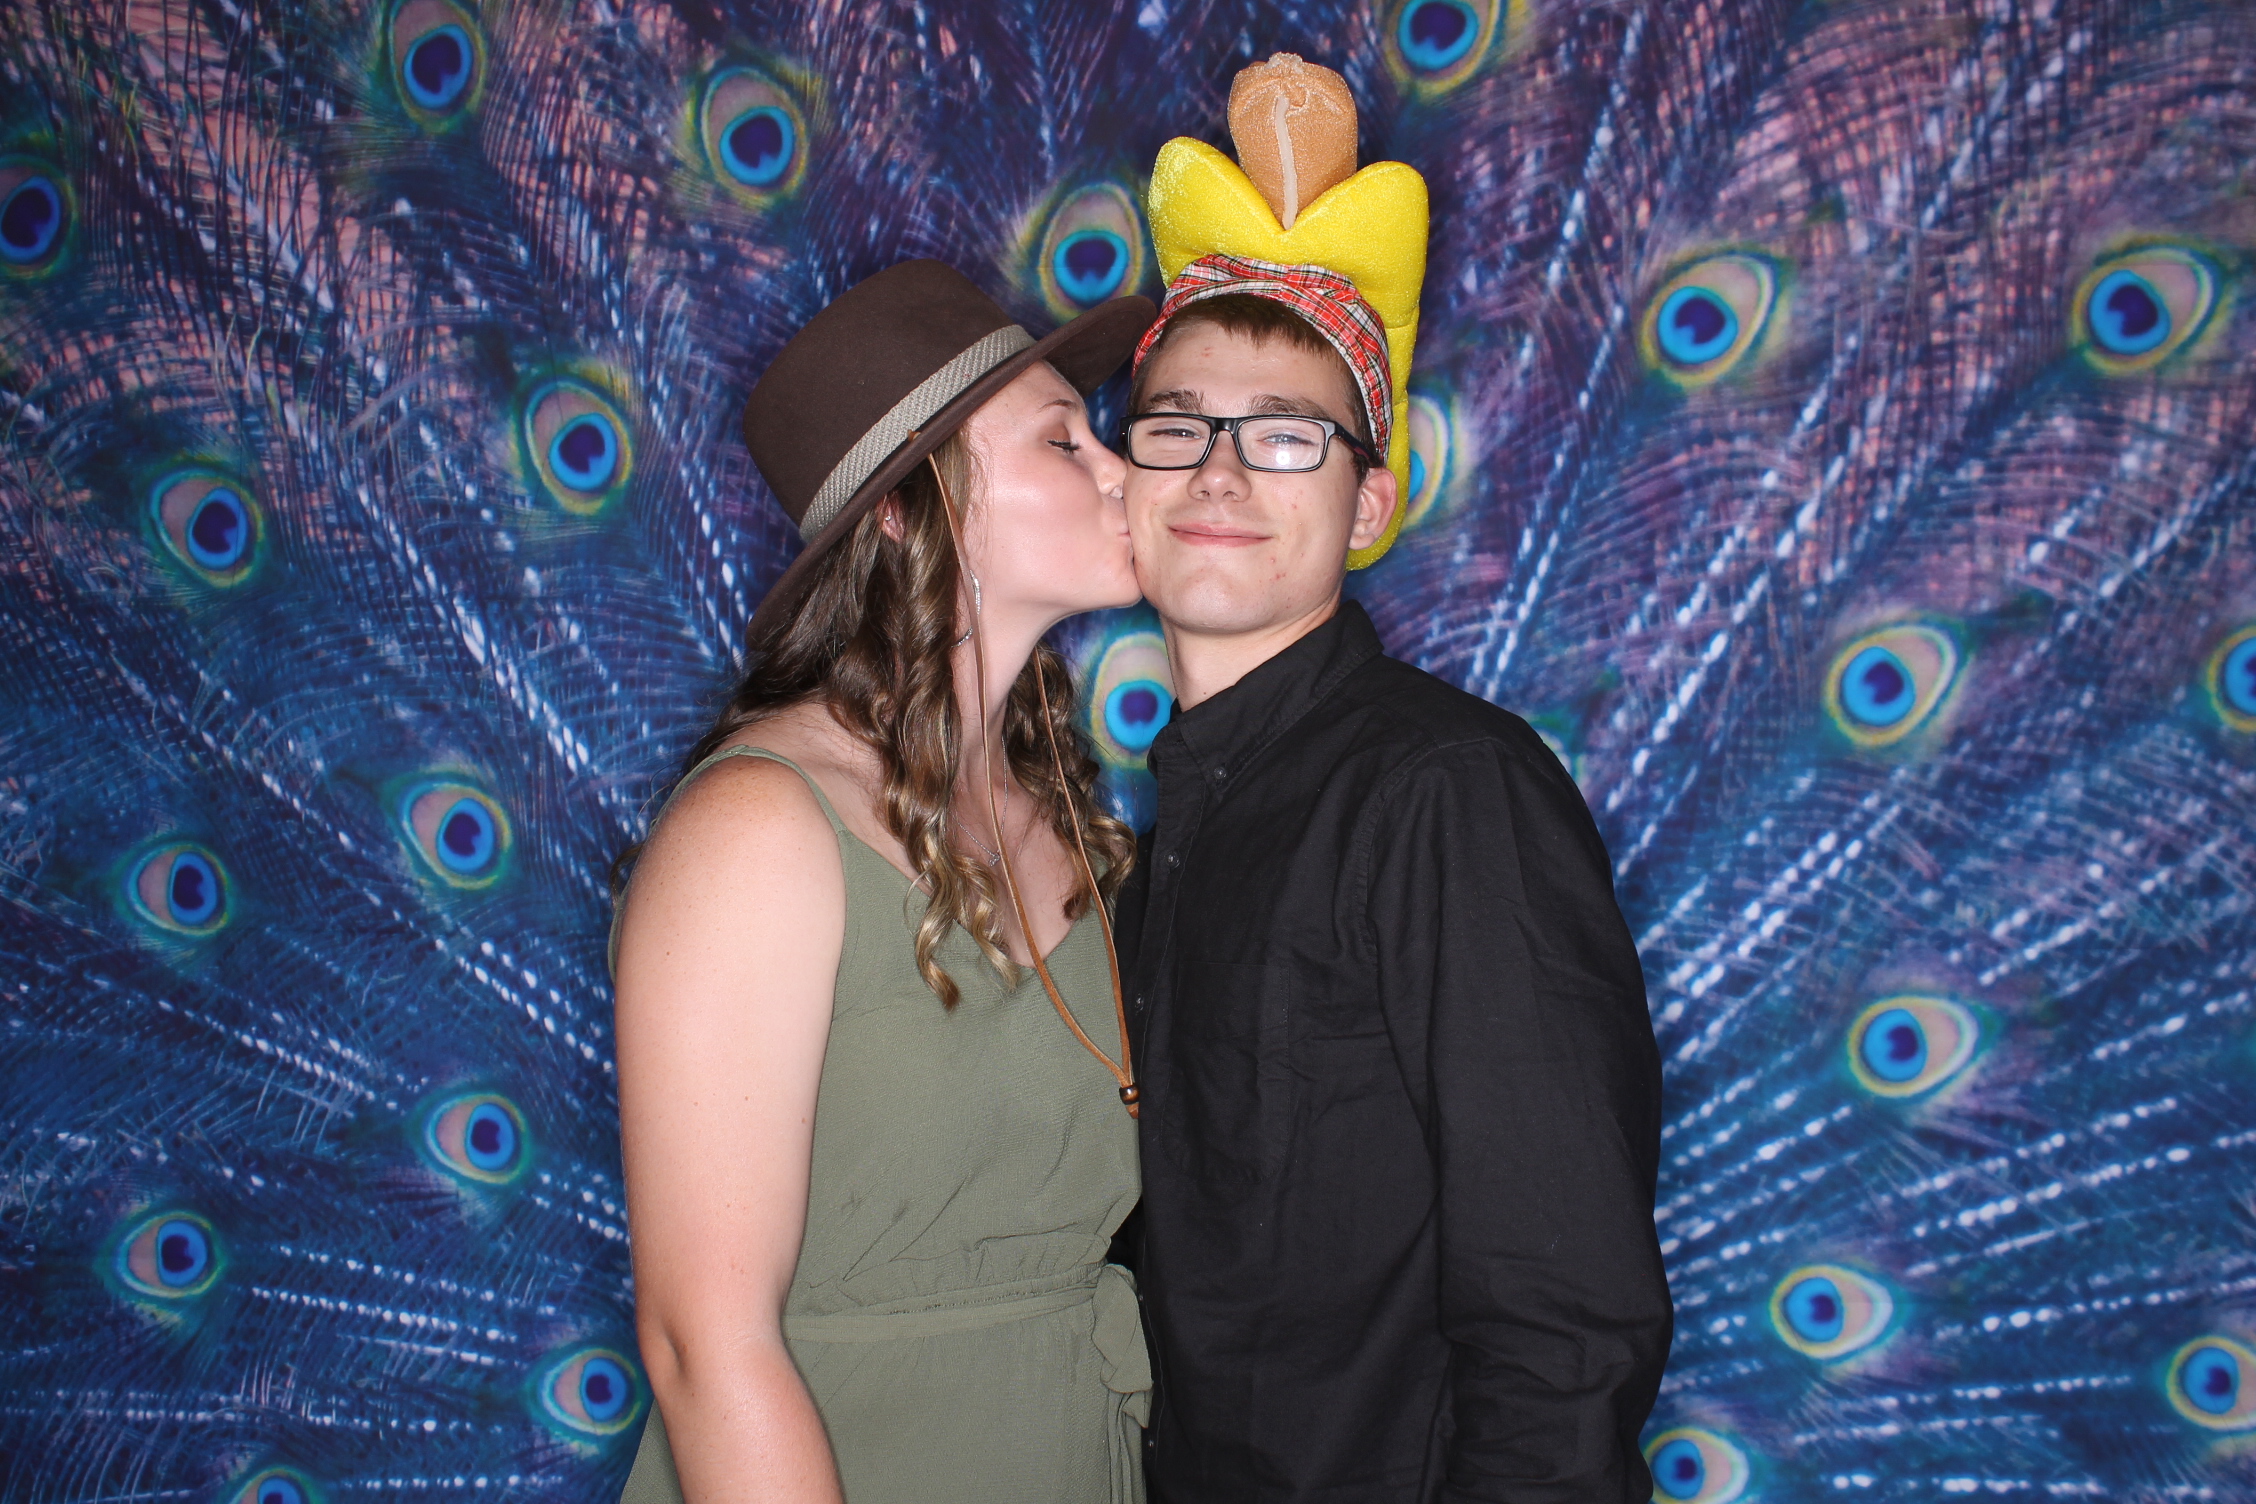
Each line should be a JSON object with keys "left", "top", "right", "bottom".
{"left": 1228, "top": 53, "right": 1359, "bottom": 228}
{"left": 1145, "top": 53, "right": 1429, "bottom": 568}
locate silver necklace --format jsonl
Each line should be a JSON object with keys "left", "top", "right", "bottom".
{"left": 960, "top": 772, "right": 1010, "bottom": 867}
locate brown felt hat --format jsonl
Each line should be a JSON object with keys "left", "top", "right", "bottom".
{"left": 742, "top": 259, "right": 1155, "bottom": 640}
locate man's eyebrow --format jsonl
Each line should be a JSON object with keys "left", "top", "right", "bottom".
{"left": 1243, "top": 392, "right": 1347, "bottom": 423}
{"left": 1136, "top": 389, "right": 1355, "bottom": 426}
{"left": 1139, "top": 388, "right": 1204, "bottom": 412}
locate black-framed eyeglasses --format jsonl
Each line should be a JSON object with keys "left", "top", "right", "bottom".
{"left": 1121, "top": 411, "right": 1376, "bottom": 474}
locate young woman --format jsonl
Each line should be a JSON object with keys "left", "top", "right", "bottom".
{"left": 611, "top": 261, "right": 1156, "bottom": 1504}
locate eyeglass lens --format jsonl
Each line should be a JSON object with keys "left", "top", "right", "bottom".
{"left": 1127, "top": 415, "right": 1334, "bottom": 473}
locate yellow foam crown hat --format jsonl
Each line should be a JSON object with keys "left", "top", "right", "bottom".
{"left": 1144, "top": 55, "right": 1429, "bottom": 568}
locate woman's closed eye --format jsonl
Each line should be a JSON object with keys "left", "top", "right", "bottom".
{"left": 1049, "top": 438, "right": 1082, "bottom": 454}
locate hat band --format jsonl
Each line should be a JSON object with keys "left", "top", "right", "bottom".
{"left": 800, "top": 324, "right": 1036, "bottom": 540}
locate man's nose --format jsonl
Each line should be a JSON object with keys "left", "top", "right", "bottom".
{"left": 1189, "top": 434, "right": 1250, "bottom": 502}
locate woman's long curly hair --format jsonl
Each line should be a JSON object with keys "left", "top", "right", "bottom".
{"left": 623, "top": 430, "right": 1136, "bottom": 1007}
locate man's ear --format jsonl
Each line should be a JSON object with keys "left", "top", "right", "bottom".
{"left": 876, "top": 495, "right": 906, "bottom": 543}
{"left": 1347, "top": 463, "right": 1400, "bottom": 553}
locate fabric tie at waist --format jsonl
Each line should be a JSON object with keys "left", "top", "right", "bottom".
{"left": 787, "top": 1264, "right": 1152, "bottom": 1424}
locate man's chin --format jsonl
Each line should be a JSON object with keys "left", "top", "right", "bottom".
{"left": 1140, "top": 576, "right": 1290, "bottom": 638}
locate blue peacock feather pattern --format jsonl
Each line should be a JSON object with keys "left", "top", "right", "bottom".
{"left": 2, "top": 0, "right": 2252, "bottom": 1498}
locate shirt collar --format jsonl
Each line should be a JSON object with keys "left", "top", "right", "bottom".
{"left": 1152, "top": 600, "right": 1385, "bottom": 782}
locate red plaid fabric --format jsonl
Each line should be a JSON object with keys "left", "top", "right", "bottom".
{"left": 1132, "top": 253, "right": 1393, "bottom": 457}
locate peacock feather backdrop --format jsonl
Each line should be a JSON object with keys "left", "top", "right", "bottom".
{"left": 4, "top": 0, "right": 2254, "bottom": 1497}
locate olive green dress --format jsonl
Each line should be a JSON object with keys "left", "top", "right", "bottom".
{"left": 616, "top": 747, "right": 1147, "bottom": 1504}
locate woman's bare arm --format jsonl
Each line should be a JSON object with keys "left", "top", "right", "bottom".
{"left": 614, "top": 757, "right": 847, "bottom": 1503}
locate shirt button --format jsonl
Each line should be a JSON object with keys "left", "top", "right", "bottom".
{"left": 1166, "top": 853, "right": 1180, "bottom": 869}
{"left": 1134, "top": 994, "right": 1147, "bottom": 1013}
{"left": 1212, "top": 767, "right": 1227, "bottom": 782}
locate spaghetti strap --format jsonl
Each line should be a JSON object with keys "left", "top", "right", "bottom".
{"left": 672, "top": 744, "right": 850, "bottom": 834}
{"left": 608, "top": 745, "right": 849, "bottom": 977}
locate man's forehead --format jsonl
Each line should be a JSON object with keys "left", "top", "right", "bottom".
{"left": 1142, "top": 332, "right": 1354, "bottom": 417}
{"left": 1141, "top": 385, "right": 1340, "bottom": 421}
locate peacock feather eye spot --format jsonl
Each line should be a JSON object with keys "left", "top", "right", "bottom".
{"left": 1866, "top": 1009, "right": 1923, "bottom": 1076}
{"left": 130, "top": 843, "right": 230, "bottom": 936}
{"left": 113, "top": 1209, "right": 222, "bottom": 1301}
{"left": 156, "top": 1223, "right": 207, "bottom": 1284}
{"left": 721, "top": 107, "right": 795, "bottom": 187}
{"left": 443, "top": 802, "right": 493, "bottom": 866}
{"left": 228, "top": 1468, "right": 316, "bottom": 1504}
{"left": 2168, "top": 1337, "right": 2256, "bottom": 1430}
{"left": 1770, "top": 1263, "right": 1894, "bottom": 1359}
{"left": 404, "top": 26, "right": 472, "bottom": 108}
{"left": 579, "top": 1356, "right": 629, "bottom": 1418}
{"left": 1031, "top": 183, "right": 1146, "bottom": 322}
{"left": 1388, "top": 0, "right": 1506, "bottom": 89}
{"left": 2072, "top": 245, "right": 2220, "bottom": 375}
{"left": 1639, "top": 254, "right": 1780, "bottom": 387}
{"left": 467, "top": 1104, "right": 511, "bottom": 1165}
{"left": 699, "top": 69, "right": 808, "bottom": 203}
{"left": 549, "top": 413, "right": 619, "bottom": 491}
{"left": 1840, "top": 645, "right": 1913, "bottom": 724}
{"left": 1643, "top": 1427, "right": 1752, "bottom": 1504}
{"left": 2090, "top": 270, "right": 2167, "bottom": 354}
{"left": 400, "top": 781, "right": 511, "bottom": 888}
{"left": 1103, "top": 680, "right": 1172, "bottom": 754}
{"left": 1822, "top": 623, "right": 1960, "bottom": 749}
{"left": 0, "top": 168, "right": 65, "bottom": 268}
{"left": 2205, "top": 624, "right": 2256, "bottom": 733}
{"left": 2186, "top": 1349, "right": 2237, "bottom": 1412}
{"left": 1848, "top": 995, "right": 1980, "bottom": 1098}
{"left": 1401, "top": 392, "right": 1455, "bottom": 531}
{"left": 1653, "top": 1439, "right": 1705, "bottom": 1500}
{"left": 533, "top": 1344, "right": 644, "bottom": 1439}
{"left": 524, "top": 380, "right": 633, "bottom": 514}
{"left": 1785, "top": 1275, "right": 1843, "bottom": 1339}
{"left": 187, "top": 489, "right": 248, "bottom": 566}
{"left": 165, "top": 853, "right": 218, "bottom": 924}
{"left": 1085, "top": 628, "right": 1176, "bottom": 766}
{"left": 1053, "top": 228, "right": 1129, "bottom": 306}
{"left": 1401, "top": 0, "right": 1478, "bottom": 69}
{"left": 1658, "top": 288, "right": 1737, "bottom": 365}
{"left": 389, "top": 0, "right": 485, "bottom": 126}
{"left": 421, "top": 1090, "right": 530, "bottom": 1184}
{"left": 151, "top": 470, "right": 262, "bottom": 585}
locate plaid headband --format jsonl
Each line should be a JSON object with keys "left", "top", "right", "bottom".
{"left": 1131, "top": 253, "right": 1393, "bottom": 459}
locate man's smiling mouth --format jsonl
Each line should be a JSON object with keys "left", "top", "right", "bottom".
{"left": 1169, "top": 521, "right": 1270, "bottom": 546}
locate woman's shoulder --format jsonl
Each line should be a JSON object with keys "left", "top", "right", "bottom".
{"left": 641, "top": 722, "right": 849, "bottom": 878}
{"left": 612, "top": 730, "right": 852, "bottom": 982}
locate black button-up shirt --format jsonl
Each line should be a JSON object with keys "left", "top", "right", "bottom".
{"left": 1119, "top": 602, "right": 1672, "bottom": 1503}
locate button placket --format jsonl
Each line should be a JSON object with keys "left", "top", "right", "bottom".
{"left": 1143, "top": 740, "right": 1213, "bottom": 1049}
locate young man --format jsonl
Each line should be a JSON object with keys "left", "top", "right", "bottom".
{"left": 1117, "top": 286, "right": 1674, "bottom": 1501}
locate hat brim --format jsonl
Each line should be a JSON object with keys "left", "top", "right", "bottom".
{"left": 746, "top": 293, "right": 1157, "bottom": 643}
